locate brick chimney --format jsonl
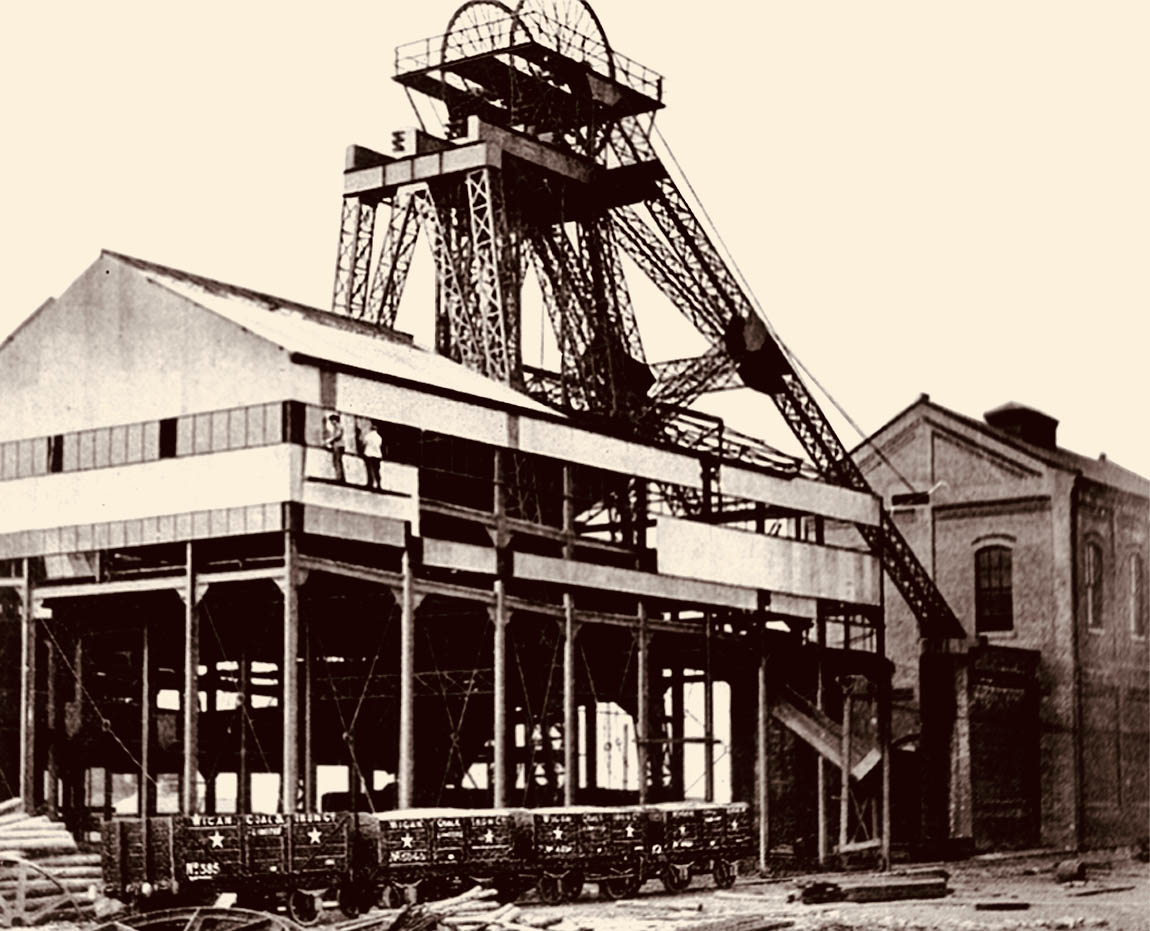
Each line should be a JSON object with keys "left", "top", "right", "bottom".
{"left": 984, "top": 402, "right": 1059, "bottom": 450}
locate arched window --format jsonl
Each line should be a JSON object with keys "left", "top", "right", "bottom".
{"left": 1084, "top": 541, "right": 1104, "bottom": 629}
{"left": 975, "top": 546, "right": 1013, "bottom": 633}
{"left": 1130, "top": 553, "right": 1148, "bottom": 639}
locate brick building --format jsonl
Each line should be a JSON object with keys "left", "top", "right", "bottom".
{"left": 855, "top": 396, "right": 1149, "bottom": 852}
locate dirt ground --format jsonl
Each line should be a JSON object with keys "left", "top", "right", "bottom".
{"left": 41, "top": 850, "right": 1150, "bottom": 931}
{"left": 520, "top": 851, "right": 1150, "bottom": 931}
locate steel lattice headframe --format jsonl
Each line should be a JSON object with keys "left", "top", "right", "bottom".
{"left": 330, "top": 0, "right": 967, "bottom": 640}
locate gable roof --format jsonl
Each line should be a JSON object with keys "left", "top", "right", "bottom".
{"left": 860, "top": 395, "right": 1148, "bottom": 499}
{"left": 106, "top": 250, "right": 561, "bottom": 419}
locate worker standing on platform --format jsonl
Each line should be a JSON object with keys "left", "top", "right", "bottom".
{"left": 362, "top": 421, "right": 383, "bottom": 491}
{"left": 324, "top": 412, "right": 346, "bottom": 483}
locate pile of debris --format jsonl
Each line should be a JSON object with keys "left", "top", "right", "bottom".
{"left": 337, "top": 887, "right": 575, "bottom": 931}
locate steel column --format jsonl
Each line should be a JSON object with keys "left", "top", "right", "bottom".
{"left": 839, "top": 682, "right": 854, "bottom": 854}
{"left": 492, "top": 579, "right": 508, "bottom": 807}
{"left": 816, "top": 614, "right": 828, "bottom": 863}
{"left": 182, "top": 542, "right": 199, "bottom": 814}
{"left": 19, "top": 560, "right": 35, "bottom": 812}
{"left": 704, "top": 615, "right": 714, "bottom": 802}
{"left": 45, "top": 638, "right": 57, "bottom": 818}
{"left": 303, "top": 622, "right": 315, "bottom": 810}
{"left": 878, "top": 581, "right": 891, "bottom": 869}
{"left": 282, "top": 531, "right": 299, "bottom": 813}
{"left": 636, "top": 601, "right": 649, "bottom": 804}
{"left": 398, "top": 550, "right": 416, "bottom": 809}
{"left": 238, "top": 647, "right": 250, "bottom": 814}
{"left": 757, "top": 638, "right": 769, "bottom": 871}
{"left": 563, "top": 593, "right": 576, "bottom": 806}
{"left": 139, "top": 622, "right": 151, "bottom": 816}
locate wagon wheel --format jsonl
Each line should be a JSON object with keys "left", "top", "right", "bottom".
{"left": 535, "top": 872, "right": 563, "bottom": 905}
{"left": 0, "top": 854, "right": 85, "bottom": 928}
{"left": 95, "top": 907, "right": 305, "bottom": 931}
{"left": 711, "top": 858, "right": 736, "bottom": 890}
{"left": 377, "top": 883, "right": 403, "bottom": 910}
{"left": 660, "top": 862, "right": 691, "bottom": 893}
{"left": 514, "top": 0, "right": 614, "bottom": 79}
{"left": 598, "top": 865, "right": 642, "bottom": 900}
{"left": 286, "top": 890, "right": 322, "bottom": 926}
{"left": 559, "top": 868, "right": 583, "bottom": 902}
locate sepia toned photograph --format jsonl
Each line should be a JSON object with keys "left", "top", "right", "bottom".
{"left": 1, "top": 2, "right": 1147, "bottom": 930}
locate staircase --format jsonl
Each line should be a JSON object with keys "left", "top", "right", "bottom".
{"left": 771, "top": 685, "right": 880, "bottom": 781}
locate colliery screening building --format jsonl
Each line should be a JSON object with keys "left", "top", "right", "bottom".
{"left": 0, "top": 251, "right": 893, "bottom": 862}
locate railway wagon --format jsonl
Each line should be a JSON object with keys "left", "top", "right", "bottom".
{"left": 102, "top": 802, "right": 757, "bottom": 918}
{"left": 102, "top": 811, "right": 369, "bottom": 922}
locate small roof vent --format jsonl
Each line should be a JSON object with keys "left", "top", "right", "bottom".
{"left": 984, "top": 402, "right": 1059, "bottom": 450}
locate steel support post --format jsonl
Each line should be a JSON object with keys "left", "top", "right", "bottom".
{"left": 492, "top": 579, "right": 508, "bottom": 807}
{"left": 670, "top": 661, "right": 684, "bottom": 798}
{"left": 636, "top": 601, "right": 649, "bottom": 804}
{"left": 878, "top": 584, "right": 891, "bottom": 869}
{"left": 398, "top": 550, "right": 416, "bottom": 809}
{"left": 704, "top": 615, "right": 715, "bottom": 802}
{"left": 563, "top": 593, "right": 577, "bottom": 806}
{"left": 182, "top": 542, "right": 199, "bottom": 814}
{"left": 282, "top": 531, "right": 299, "bottom": 814}
{"left": 19, "top": 560, "right": 35, "bottom": 812}
{"left": 45, "top": 638, "right": 57, "bottom": 818}
{"left": 139, "top": 622, "right": 151, "bottom": 816}
{"left": 238, "top": 647, "right": 250, "bottom": 813}
{"left": 816, "top": 614, "right": 828, "bottom": 864}
{"left": 757, "top": 637, "right": 769, "bottom": 872}
{"left": 839, "top": 681, "right": 854, "bottom": 854}
{"left": 583, "top": 702, "right": 597, "bottom": 791}
{"left": 303, "top": 622, "right": 314, "bottom": 810}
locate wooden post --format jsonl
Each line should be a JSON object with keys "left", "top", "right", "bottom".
{"left": 398, "top": 550, "right": 416, "bottom": 809}
{"left": 704, "top": 615, "right": 715, "bottom": 802}
{"left": 492, "top": 579, "right": 508, "bottom": 808}
{"left": 636, "top": 601, "right": 649, "bottom": 805}
{"left": 182, "top": 542, "right": 199, "bottom": 814}
{"left": 20, "top": 560, "right": 36, "bottom": 812}
{"left": 45, "top": 638, "right": 58, "bottom": 818}
{"left": 563, "top": 594, "right": 577, "bottom": 806}
{"left": 839, "top": 679, "right": 854, "bottom": 854}
{"left": 139, "top": 622, "right": 151, "bottom": 816}
{"left": 562, "top": 465, "right": 575, "bottom": 560}
{"left": 757, "top": 635, "right": 769, "bottom": 872}
{"left": 816, "top": 614, "right": 828, "bottom": 864}
{"left": 282, "top": 530, "right": 299, "bottom": 814}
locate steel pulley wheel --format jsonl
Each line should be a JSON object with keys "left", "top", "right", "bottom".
{"left": 660, "top": 862, "right": 691, "bottom": 893}
{"left": 0, "top": 854, "right": 85, "bottom": 928}
{"left": 286, "top": 890, "right": 322, "bottom": 926}
{"left": 95, "top": 907, "right": 305, "bottom": 931}
{"left": 441, "top": 1, "right": 532, "bottom": 66}
{"left": 514, "top": 0, "right": 614, "bottom": 79}
{"left": 711, "top": 858, "right": 736, "bottom": 890}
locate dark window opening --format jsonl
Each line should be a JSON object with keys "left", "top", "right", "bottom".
{"left": 1130, "top": 553, "right": 1147, "bottom": 639}
{"left": 158, "top": 418, "right": 178, "bottom": 459}
{"left": 49, "top": 435, "right": 64, "bottom": 473}
{"left": 1085, "top": 541, "right": 1104, "bottom": 629}
{"left": 975, "top": 545, "right": 1013, "bottom": 633}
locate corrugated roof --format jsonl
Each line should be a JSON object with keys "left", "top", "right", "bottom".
{"left": 106, "top": 250, "right": 560, "bottom": 418}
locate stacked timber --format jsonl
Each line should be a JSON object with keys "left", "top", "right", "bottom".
{"left": 336, "top": 886, "right": 563, "bottom": 931}
{"left": 0, "top": 801, "right": 78, "bottom": 856}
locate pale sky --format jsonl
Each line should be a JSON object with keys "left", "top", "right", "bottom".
{"left": 2, "top": 1, "right": 1147, "bottom": 478}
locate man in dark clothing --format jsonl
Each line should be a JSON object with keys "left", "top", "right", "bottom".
{"left": 324, "top": 413, "right": 345, "bottom": 483}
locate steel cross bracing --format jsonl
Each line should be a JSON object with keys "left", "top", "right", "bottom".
{"left": 367, "top": 193, "right": 421, "bottom": 327}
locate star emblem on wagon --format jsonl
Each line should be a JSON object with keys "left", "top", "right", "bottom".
{"left": 625, "top": 824, "right": 635, "bottom": 838}
{"left": 483, "top": 830, "right": 495, "bottom": 844}
{"left": 678, "top": 825, "right": 687, "bottom": 836}
{"left": 209, "top": 831, "right": 224, "bottom": 849}
{"left": 552, "top": 826, "right": 563, "bottom": 839}
{"left": 401, "top": 833, "right": 414, "bottom": 848}
{"left": 307, "top": 828, "right": 322, "bottom": 844}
